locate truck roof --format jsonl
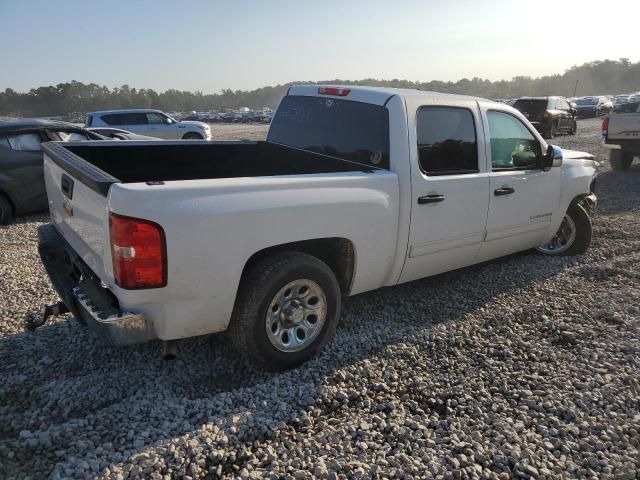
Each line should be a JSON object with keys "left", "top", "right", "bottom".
{"left": 288, "top": 85, "right": 491, "bottom": 107}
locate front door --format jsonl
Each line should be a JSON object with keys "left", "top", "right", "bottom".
{"left": 477, "top": 109, "right": 561, "bottom": 262}
{"left": 145, "top": 112, "right": 177, "bottom": 139}
{"left": 400, "top": 104, "right": 490, "bottom": 283}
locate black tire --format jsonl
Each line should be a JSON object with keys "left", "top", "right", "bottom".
{"left": 229, "top": 251, "right": 341, "bottom": 371}
{"left": 569, "top": 120, "right": 577, "bottom": 135}
{"left": 182, "top": 132, "right": 203, "bottom": 140}
{"left": 610, "top": 150, "right": 633, "bottom": 171}
{"left": 537, "top": 202, "right": 592, "bottom": 256}
{"left": 0, "top": 195, "right": 14, "bottom": 225}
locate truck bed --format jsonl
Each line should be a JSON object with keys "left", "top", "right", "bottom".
{"left": 43, "top": 140, "right": 377, "bottom": 196}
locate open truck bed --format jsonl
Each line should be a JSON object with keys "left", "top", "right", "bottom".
{"left": 44, "top": 140, "right": 375, "bottom": 196}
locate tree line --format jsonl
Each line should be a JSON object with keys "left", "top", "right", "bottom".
{"left": 1, "top": 59, "right": 638, "bottom": 118}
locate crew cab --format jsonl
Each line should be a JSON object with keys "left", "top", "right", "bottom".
{"left": 37, "top": 86, "right": 598, "bottom": 370}
{"left": 85, "top": 109, "right": 211, "bottom": 140}
{"left": 602, "top": 98, "right": 640, "bottom": 170}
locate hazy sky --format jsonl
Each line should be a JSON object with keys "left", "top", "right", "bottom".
{"left": 1, "top": 0, "right": 638, "bottom": 93}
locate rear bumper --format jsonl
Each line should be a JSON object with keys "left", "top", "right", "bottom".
{"left": 38, "top": 224, "right": 156, "bottom": 345}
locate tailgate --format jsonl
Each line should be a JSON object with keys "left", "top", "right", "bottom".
{"left": 43, "top": 142, "right": 117, "bottom": 282}
{"left": 608, "top": 113, "right": 640, "bottom": 141}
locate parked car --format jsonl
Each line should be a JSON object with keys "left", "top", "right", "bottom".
{"left": 87, "top": 127, "right": 159, "bottom": 141}
{"left": 602, "top": 97, "right": 640, "bottom": 170}
{"left": 512, "top": 96, "right": 577, "bottom": 138}
{"left": 86, "top": 109, "right": 211, "bottom": 140}
{"left": 0, "top": 119, "right": 106, "bottom": 225}
{"left": 574, "top": 96, "right": 613, "bottom": 118}
{"left": 36, "top": 85, "right": 597, "bottom": 370}
{"left": 614, "top": 95, "right": 630, "bottom": 106}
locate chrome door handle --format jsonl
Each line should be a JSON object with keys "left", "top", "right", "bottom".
{"left": 418, "top": 194, "right": 445, "bottom": 204}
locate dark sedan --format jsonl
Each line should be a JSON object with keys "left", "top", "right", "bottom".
{"left": 0, "top": 119, "right": 104, "bottom": 225}
{"left": 574, "top": 96, "right": 613, "bottom": 118}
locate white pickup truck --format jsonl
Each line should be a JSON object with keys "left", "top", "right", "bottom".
{"left": 36, "top": 86, "right": 598, "bottom": 370}
{"left": 602, "top": 99, "right": 640, "bottom": 170}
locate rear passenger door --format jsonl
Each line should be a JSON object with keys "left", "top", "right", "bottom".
{"left": 400, "top": 103, "right": 490, "bottom": 283}
{"left": 477, "top": 108, "right": 561, "bottom": 262}
{"left": 114, "top": 113, "right": 149, "bottom": 136}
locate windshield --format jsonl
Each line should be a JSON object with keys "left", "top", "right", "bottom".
{"left": 576, "top": 98, "right": 597, "bottom": 106}
{"left": 268, "top": 95, "right": 390, "bottom": 169}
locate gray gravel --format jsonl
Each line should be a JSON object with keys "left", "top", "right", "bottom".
{"left": 1, "top": 118, "right": 639, "bottom": 479}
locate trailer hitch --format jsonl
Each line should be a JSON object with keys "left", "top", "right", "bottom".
{"left": 26, "top": 302, "right": 70, "bottom": 331}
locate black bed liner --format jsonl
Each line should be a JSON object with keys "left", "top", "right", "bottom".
{"left": 43, "top": 140, "right": 377, "bottom": 197}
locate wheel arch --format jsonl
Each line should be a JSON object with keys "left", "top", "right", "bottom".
{"left": 182, "top": 131, "right": 203, "bottom": 139}
{"left": 240, "top": 238, "right": 356, "bottom": 295}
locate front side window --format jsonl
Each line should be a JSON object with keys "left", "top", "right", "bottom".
{"left": 488, "top": 111, "right": 541, "bottom": 170}
{"left": 7, "top": 132, "right": 43, "bottom": 151}
{"left": 147, "top": 113, "right": 166, "bottom": 124}
{"left": 416, "top": 107, "right": 477, "bottom": 175}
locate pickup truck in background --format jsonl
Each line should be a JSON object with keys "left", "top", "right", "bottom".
{"left": 602, "top": 99, "right": 640, "bottom": 170}
{"left": 37, "top": 86, "right": 598, "bottom": 370}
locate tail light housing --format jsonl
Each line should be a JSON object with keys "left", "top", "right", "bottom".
{"left": 318, "top": 86, "right": 350, "bottom": 97}
{"left": 109, "top": 213, "right": 167, "bottom": 289}
{"left": 602, "top": 115, "right": 609, "bottom": 136}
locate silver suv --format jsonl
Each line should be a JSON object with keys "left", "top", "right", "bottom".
{"left": 85, "top": 109, "right": 211, "bottom": 140}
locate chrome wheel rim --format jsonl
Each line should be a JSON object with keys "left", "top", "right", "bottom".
{"left": 265, "top": 279, "right": 327, "bottom": 352}
{"left": 536, "top": 214, "right": 576, "bottom": 254}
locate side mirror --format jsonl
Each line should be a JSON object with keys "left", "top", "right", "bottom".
{"left": 542, "top": 145, "right": 563, "bottom": 171}
{"left": 163, "top": 117, "right": 173, "bottom": 125}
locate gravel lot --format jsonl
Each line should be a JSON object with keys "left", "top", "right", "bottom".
{"left": 1, "top": 118, "right": 639, "bottom": 479}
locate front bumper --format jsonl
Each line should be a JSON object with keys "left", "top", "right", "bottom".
{"left": 37, "top": 224, "right": 156, "bottom": 345}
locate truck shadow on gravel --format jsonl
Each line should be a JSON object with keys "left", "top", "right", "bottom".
{"left": 0, "top": 246, "right": 581, "bottom": 477}
{"left": 594, "top": 162, "right": 640, "bottom": 213}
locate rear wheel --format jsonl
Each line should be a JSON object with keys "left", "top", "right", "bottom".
{"left": 0, "top": 195, "right": 14, "bottom": 225}
{"left": 229, "top": 251, "right": 341, "bottom": 371}
{"left": 536, "top": 203, "right": 591, "bottom": 256}
{"left": 182, "top": 132, "right": 203, "bottom": 140}
{"left": 610, "top": 150, "right": 633, "bottom": 171}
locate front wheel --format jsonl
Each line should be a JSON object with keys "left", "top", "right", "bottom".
{"left": 182, "top": 132, "right": 203, "bottom": 140}
{"left": 229, "top": 251, "right": 341, "bottom": 370}
{"left": 536, "top": 203, "right": 592, "bottom": 256}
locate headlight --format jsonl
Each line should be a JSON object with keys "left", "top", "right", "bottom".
{"left": 199, "top": 124, "right": 209, "bottom": 130}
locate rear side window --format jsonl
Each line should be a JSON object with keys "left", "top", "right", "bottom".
{"left": 268, "top": 95, "right": 390, "bottom": 169}
{"left": 416, "top": 107, "right": 477, "bottom": 175}
{"left": 101, "top": 113, "right": 148, "bottom": 126}
{"left": 7, "top": 132, "right": 43, "bottom": 151}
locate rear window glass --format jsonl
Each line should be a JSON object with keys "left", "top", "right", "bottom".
{"left": 513, "top": 99, "right": 547, "bottom": 112}
{"left": 416, "top": 107, "right": 477, "bottom": 175}
{"left": 267, "top": 95, "right": 390, "bottom": 169}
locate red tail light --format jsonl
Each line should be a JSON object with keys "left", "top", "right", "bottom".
{"left": 109, "top": 213, "right": 167, "bottom": 289}
{"left": 318, "top": 86, "right": 350, "bottom": 97}
{"left": 602, "top": 115, "right": 609, "bottom": 136}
